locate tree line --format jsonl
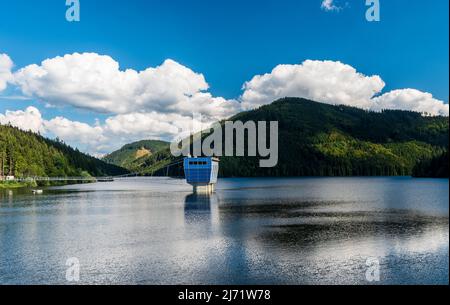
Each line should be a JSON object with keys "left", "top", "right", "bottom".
{"left": 0, "top": 124, "right": 128, "bottom": 179}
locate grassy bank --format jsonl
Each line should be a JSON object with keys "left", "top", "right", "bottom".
{"left": 1, "top": 176, "right": 98, "bottom": 189}
{"left": 0, "top": 180, "right": 38, "bottom": 189}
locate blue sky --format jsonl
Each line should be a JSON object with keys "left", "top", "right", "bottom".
{"left": 0, "top": 0, "right": 448, "bottom": 154}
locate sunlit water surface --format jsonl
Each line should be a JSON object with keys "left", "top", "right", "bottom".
{"left": 0, "top": 177, "right": 448, "bottom": 285}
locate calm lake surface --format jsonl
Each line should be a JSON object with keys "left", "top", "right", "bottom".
{"left": 0, "top": 177, "right": 448, "bottom": 285}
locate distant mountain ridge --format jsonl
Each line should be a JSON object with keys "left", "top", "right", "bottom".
{"left": 129, "top": 98, "right": 449, "bottom": 177}
{"left": 102, "top": 140, "right": 169, "bottom": 170}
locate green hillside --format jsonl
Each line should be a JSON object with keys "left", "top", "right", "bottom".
{"left": 0, "top": 124, "right": 128, "bottom": 179}
{"left": 134, "top": 98, "right": 449, "bottom": 177}
{"left": 102, "top": 140, "right": 169, "bottom": 169}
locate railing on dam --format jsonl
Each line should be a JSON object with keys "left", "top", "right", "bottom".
{"left": 11, "top": 176, "right": 115, "bottom": 182}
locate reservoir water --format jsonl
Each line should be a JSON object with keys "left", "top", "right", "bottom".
{"left": 0, "top": 177, "right": 448, "bottom": 285}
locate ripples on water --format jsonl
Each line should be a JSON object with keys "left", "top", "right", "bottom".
{"left": 0, "top": 177, "right": 448, "bottom": 285}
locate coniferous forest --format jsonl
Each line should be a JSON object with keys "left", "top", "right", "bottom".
{"left": 0, "top": 124, "right": 128, "bottom": 179}
{"left": 413, "top": 150, "right": 449, "bottom": 178}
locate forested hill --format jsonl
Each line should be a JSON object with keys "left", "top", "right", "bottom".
{"left": 103, "top": 140, "right": 169, "bottom": 169}
{"left": 136, "top": 98, "right": 449, "bottom": 177}
{"left": 0, "top": 124, "right": 128, "bottom": 178}
{"left": 220, "top": 98, "right": 448, "bottom": 176}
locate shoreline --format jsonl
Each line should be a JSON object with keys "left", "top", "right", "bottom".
{"left": 0, "top": 180, "right": 92, "bottom": 189}
{"left": 0, "top": 181, "right": 37, "bottom": 189}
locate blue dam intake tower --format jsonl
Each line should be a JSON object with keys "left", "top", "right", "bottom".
{"left": 184, "top": 157, "right": 219, "bottom": 193}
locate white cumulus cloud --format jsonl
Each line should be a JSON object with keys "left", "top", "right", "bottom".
{"left": 44, "top": 117, "right": 106, "bottom": 147}
{"left": 13, "top": 52, "right": 239, "bottom": 121}
{"left": 321, "top": 0, "right": 341, "bottom": 11}
{"left": 241, "top": 60, "right": 385, "bottom": 110}
{"left": 0, "top": 106, "right": 44, "bottom": 133}
{"left": 240, "top": 60, "right": 448, "bottom": 116}
{"left": 0, "top": 106, "right": 211, "bottom": 156}
{"left": 6, "top": 52, "right": 243, "bottom": 154}
{"left": 372, "top": 89, "right": 449, "bottom": 116}
{"left": 0, "top": 53, "right": 13, "bottom": 92}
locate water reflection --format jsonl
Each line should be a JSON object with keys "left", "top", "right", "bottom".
{"left": 216, "top": 201, "right": 449, "bottom": 284}
{"left": 0, "top": 177, "right": 448, "bottom": 284}
{"left": 184, "top": 193, "right": 219, "bottom": 223}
